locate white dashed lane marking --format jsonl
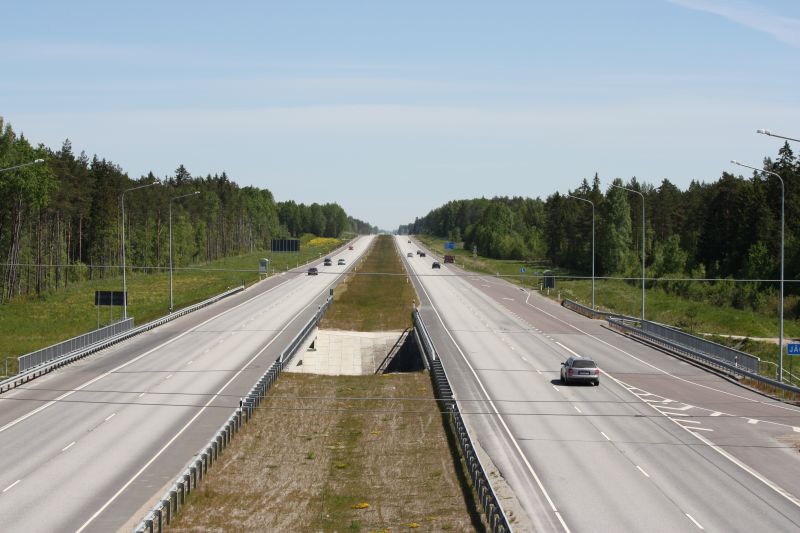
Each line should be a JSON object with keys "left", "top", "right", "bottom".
{"left": 2, "top": 480, "right": 20, "bottom": 493}
{"left": 62, "top": 441, "right": 76, "bottom": 452}
{"left": 686, "top": 513, "right": 704, "bottom": 530}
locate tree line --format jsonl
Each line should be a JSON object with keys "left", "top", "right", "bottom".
{"left": 399, "top": 143, "right": 800, "bottom": 313}
{"left": 0, "top": 118, "right": 372, "bottom": 301}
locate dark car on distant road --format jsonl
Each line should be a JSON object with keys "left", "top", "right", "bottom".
{"left": 560, "top": 356, "right": 600, "bottom": 385}
{"left": 323, "top": 258, "right": 332, "bottom": 266}
{"left": 307, "top": 267, "right": 319, "bottom": 276}
{"left": 338, "top": 258, "right": 345, "bottom": 265}
{"left": 432, "top": 261, "right": 441, "bottom": 269}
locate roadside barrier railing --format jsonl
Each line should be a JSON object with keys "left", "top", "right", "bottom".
{"left": 0, "top": 285, "right": 244, "bottom": 394}
{"left": 18, "top": 318, "right": 135, "bottom": 373}
{"left": 607, "top": 317, "right": 800, "bottom": 395}
{"left": 132, "top": 297, "right": 332, "bottom": 533}
{"left": 413, "top": 307, "right": 512, "bottom": 533}
{"left": 563, "top": 298, "right": 761, "bottom": 376}
{"left": 561, "top": 298, "right": 632, "bottom": 321}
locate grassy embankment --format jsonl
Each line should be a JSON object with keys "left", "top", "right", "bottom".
{"left": 0, "top": 239, "right": 343, "bottom": 375}
{"left": 169, "top": 234, "right": 485, "bottom": 531}
{"left": 415, "top": 234, "right": 800, "bottom": 378}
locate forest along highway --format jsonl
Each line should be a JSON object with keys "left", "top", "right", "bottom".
{"left": 397, "top": 236, "right": 800, "bottom": 533}
{"left": 0, "top": 235, "right": 374, "bottom": 533}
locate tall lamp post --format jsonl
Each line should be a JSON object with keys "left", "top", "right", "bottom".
{"left": 609, "top": 182, "right": 646, "bottom": 322}
{"left": 0, "top": 159, "right": 44, "bottom": 173}
{"left": 567, "top": 194, "right": 595, "bottom": 310}
{"left": 169, "top": 191, "right": 200, "bottom": 312}
{"left": 731, "top": 160, "right": 785, "bottom": 381}
{"left": 757, "top": 129, "right": 800, "bottom": 143}
{"left": 121, "top": 181, "right": 159, "bottom": 319}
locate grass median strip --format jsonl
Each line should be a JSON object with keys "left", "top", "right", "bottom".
{"left": 168, "top": 373, "right": 483, "bottom": 532}
{"left": 321, "top": 235, "right": 417, "bottom": 331}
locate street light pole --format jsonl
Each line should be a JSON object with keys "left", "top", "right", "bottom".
{"left": 731, "top": 160, "right": 785, "bottom": 382}
{"left": 757, "top": 129, "right": 800, "bottom": 144}
{"left": 0, "top": 159, "right": 44, "bottom": 174}
{"left": 609, "top": 183, "right": 646, "bottom": 322}
{"left": 567, "top": 194, "right": 595, "bottom": 310}
{"left": 169, "top": 191, "right": 200, "bottom": 312}
{"left": 121, "top": 181, "right": 159, "bottom": 320}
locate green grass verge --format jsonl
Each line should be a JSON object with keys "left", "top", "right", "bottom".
{"left": 0, "top": 240, "right": 344, "bottom": 375}
{"left": 321, "top": 235, "right": 417, "bottom": 331}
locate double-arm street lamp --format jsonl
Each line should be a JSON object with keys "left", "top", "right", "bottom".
{"left": 731, "top": 159, "right": 785, "bottom": 381}
{"left": 169, "top": 191, "right": 200, "bottom": 312}
{"left": 567, "top": 194, "right": 595, "bottom": 310}
{"left": 757, "top": 129, "right": 800, "bottom": 144}
{"left": 121, "top": 181, "right": 160, "bottom": 319}
{"left": 609, "top": 183, "right": 646, "bottom": 322}
{"left": 0, "top": 159, "right": 44, "bottom": 174}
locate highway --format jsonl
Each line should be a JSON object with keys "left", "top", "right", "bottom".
{"left": 0, "top": 235, "right": 374, "bottom": 533}
{"left": 398, "top": 236, "right": 800, "bottom": 533}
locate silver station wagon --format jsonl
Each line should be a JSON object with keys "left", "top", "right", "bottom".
{"left": 560, "top": 356, "right": 600, "bottom": 386}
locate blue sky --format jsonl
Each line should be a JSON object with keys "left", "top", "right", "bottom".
{"left": 3, "top": 0, "right": 799, "bottom": 229}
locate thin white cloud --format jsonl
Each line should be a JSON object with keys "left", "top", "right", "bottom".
{"left": 669, "top": 0, "right": 800, "bottom": 47}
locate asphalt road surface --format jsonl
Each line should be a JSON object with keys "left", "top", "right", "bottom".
{"left": 0, "top": 236, "right": 374, "bottom": 533}
{"left": 398, "top": 236, "right": 800, "bottom": 533}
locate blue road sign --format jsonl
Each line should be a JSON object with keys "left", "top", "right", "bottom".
{"left": 520, "top": 267, "right": 526, "bottom": 273}
{"left": 444, "top": 241, "right": 455, "bottom": 250}
{"left": 788, "top": 343, "right": 800, "bottom": 356}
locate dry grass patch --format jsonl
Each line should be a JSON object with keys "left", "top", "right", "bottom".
{"left": 168, "top": 373, "right": 482, "bottom": 532}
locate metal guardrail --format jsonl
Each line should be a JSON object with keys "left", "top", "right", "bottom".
{"left": 133, "top": 297, "right": 332, "bottom": 533}
{"left": 0, "top": 286, "right": 245, "bottom": 394}
{"left": 638, "top": 320, "right": 759, "bottom": 374}
{"left": 413, "top": 308, "right": 511, "bottom": 533}
{"left": 563, "top": 298, "right": 760, "bottom": 376}
{"left": 561, "top": 298, "right": 632, "bottom": 321}
{"left": 18, "top": 318, "right": 135, "bottom": 372}
{"left": 607, "top": 318, "right": 800, "bottom": 395}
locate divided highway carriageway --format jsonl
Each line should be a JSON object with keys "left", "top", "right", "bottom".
{"left": 0, "top": 236, "right": 374, "bottom": 533}
{"left": 398, "top": 235, "right": 800, "bottom": 533}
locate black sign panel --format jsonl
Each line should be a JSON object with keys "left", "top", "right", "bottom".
{"left": 95, "top": 290, "right": 126, "bottom": 306}
{"left": 270, "top": 238, "right": 300, "bottom": 252}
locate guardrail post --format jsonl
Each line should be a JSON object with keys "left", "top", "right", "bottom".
{"left": 163, "top": 498, "right": 171, "bottom": 525}
{"left": 190, "top": 465, "right": 197, "bottom": 487}
{"left": 178, "top": 481, "right": 185, "bottom": 506}
{"left": 170, "top": 490, "right": 178, "bottom": 515}
{"left": 154, "top": 508, "right": 162, "bottom": 533}
{"left": 184, "top": 472, "right": 191, "bottom": 495}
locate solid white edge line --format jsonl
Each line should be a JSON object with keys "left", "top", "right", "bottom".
{"left": 403, "top": 237, "right": 571, "bottom": 533}
{"left": 685, "top": 513, "right": 705, "bottom": 530}
{"left": 76, "top": 237, "right": 373, "bottom": 533}
{"left": 2, "top": 479, "right": 20, "bottom": 493}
